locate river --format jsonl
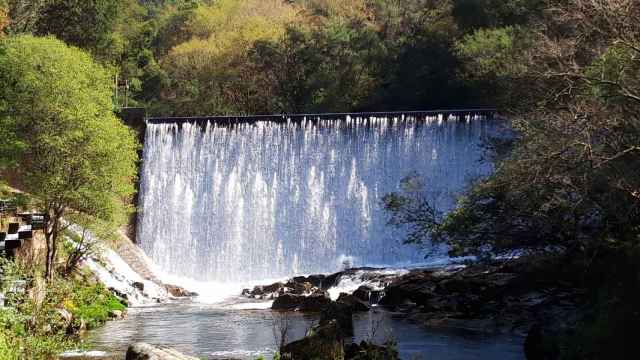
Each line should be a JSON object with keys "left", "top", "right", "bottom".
{"left": 86, "top": 300, "right": 524, "bottom": 359}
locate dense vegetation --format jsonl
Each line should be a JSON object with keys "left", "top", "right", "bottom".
{"left": 0, "top": 35, "right": 138, "bottom": 281}
{"left": 1, "top": 0, "right": 529, "bottom": 116}
{"left": 0, "top": 0, "right": 638, "bottom": 359}
{"left": 0, "top": 4, "right": 138, "bottom": 359}
{"left": 0, "top": 258, "right": 126, "bottom": 359}
{"left": 383, "top": 1, "right": 640, "bottom": 358}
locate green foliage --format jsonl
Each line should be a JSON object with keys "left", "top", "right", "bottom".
{"left": 1, "top": 0, "right": 531, "bottom": 115}
{"left": 61, "top": 280, "right": 126, "bottom": 329}
{"left": 0, "top": 35, "right": 138, "bottom": 279}
{"left": 382, "top": 173, "right": 442, "bottom": 248}
{"left": 347, "top": 340, "right": 399, "bottom": 360}
{"left": 385, "top": 3, "right": 640, "bottom": 356}
{"left": 455, "top": 26, "right": 528, "bottom": 78}
{"left": 250, "top": 19, "right": 385, "bottom": 113}
{"left": 386, "top": 0, "right": 640, "bottom": 260}
{"left": 159, "top": 0, "right": 299, "bottom": 115}
{"left": 0, "top": 182, "right": 31, "bottom": 211}
{"left": 2, "top": 0, "right": 46, "bottom": 35}
{"left": 0, "top": 257, "right": 126, "bottom": 359}
{"left": 0, "top": 35, "right": 138, "bottom": 220}
{"left": 584, "top": 43, "right": 640, "bottom": 108}
{"left": 34, "top": 0, "right": 121, "bottom": 57}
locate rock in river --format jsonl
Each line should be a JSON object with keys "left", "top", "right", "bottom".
{"left": 165, "top": 284, "right": 198, "bottom": 298}
{"left": 271, "top": 293, "right": 331, "bottom": 311}
{"left": 125, "top": 343, "right": 199, "bottom": 360}
{"left": 336, "top": 293, "right": 370, "bottom": 312}
{"left": 281, "top": 320, "right": 344, "bottom": 360}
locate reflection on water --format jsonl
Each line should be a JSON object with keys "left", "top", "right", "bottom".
{"left": 86, "top": 303, "right": 524, "bottom": 359}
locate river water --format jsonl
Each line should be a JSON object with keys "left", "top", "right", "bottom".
{"left": 86, "top": 301, "right": 524, "bottom": 359}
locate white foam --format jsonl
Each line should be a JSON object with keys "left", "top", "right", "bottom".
{"left": 81, "top": 242, "right": 168, "bottom": 306}
{"left": 150, "top": 261, "right": 288, "bottom": 304}
{"left": 327, "top": 268, "right": 409, "bottom": 301}
{"left": 209, "top": 348, "right": 274, "bottom": 358}
{"left": 226, "top": 301, "right": 274, "bottom": 310}
{"left": 59, "top": 350, "right": 110, "bottom": 357}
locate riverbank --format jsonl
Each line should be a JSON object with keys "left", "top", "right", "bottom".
{"left": 0, "top": 262, "right": 128, "bottom": 359}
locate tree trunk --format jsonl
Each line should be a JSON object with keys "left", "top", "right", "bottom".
{"left": 44, "top": 232, "right": 53, "bottom": 281}
{"left": 44, "top": 216, "right": 55, "bottom": 281}
{"left": 44, "top": 206, "right": 63, "bottom": 282}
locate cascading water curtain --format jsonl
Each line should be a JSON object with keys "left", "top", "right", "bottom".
{"left": 137, "top": 115, "right": 497, "bottom": 282}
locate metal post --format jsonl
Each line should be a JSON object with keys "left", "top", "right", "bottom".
{"left": 114, "top": 74, "right": 119, "bottom": 108}
{"left": 124, "top": 79, "right": 129, "bottom": 108}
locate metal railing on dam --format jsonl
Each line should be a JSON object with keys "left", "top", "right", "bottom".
{"left": 146, "top": 108, "right": 498, "bottom": 125}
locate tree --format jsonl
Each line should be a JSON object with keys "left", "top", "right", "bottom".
{"left": 2, "top": 0, "right": 46, "bottom": 34}
{"left": 0, "top": 35, "right": 138, "bottom": 281}
{"left": 160, "top": 0, "right": 299, "bottom": 115}
{"left": 387, "top": 0, "right": 640, "bottom": 258}
{"left": 250, "top": 19, "right": 385, "bottom": 113}
{"left": 34, "top": 0, "right": 121, "bottom": 56}
{"left": 0, "top": 1, "right": 8, "bottom": 37}
{"left": 452, "top": 0, "right": 543, "bottom": 33}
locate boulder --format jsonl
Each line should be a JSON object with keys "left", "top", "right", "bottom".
{"left": 344, "top": 341, "right": 400, "bottom": 360}
{"left": 109, "top": 309, "right": 125, "bottom": 319}
{"left": 165, "top": 284, "right": 198, "bottom": 298}
{"left": 321, "top": 301, "right": 354, "bottom": 337}
{"left": 271, "top": 294, "right": 301, "bottom": 310}
{"left": 283, "top": 280, "right": 315, "bottom": 295}
{"left": 245, "top": 279, "right": 320, "bottom": 299}
{"left": 352, "top": 286, "right": 372, "bottom": 303}
{"left": 249, "top": 282, "right": 285, "bottom": 298}
{"left": 56, "top": 308, "right": 73, "bottom": 329}
{"left": 109, "top": 287, "right": 129, "bottom": 300}
{"left": 298, "top": 293, "right": 332, "bottom": 312}
{"left": 379, "top": 270, "right": 438, "bottom": 308}
{"left": 132, "top": 282, "right": 145, "bottom": 292}
{"left": 272, "top": 293, "right": 331, "bottom": 312}
{"left": 336, "top": 293, "right": 370, "bottom": 312}
{"left": 280, "top": 321, "right": 344, "bottom": 360}
{"left": 321, "top": 267, "right": 391, "bottom": 290}
{"left": 292, "top": 274, "right": 326, "bottom": 288}
{"left": 353, "top": 286, "right": 385, "bottom": 305}
{"left": 125, "top": 343, "right": 199, "bottom": 360}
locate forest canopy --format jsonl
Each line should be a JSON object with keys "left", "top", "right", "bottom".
{"left": 1, "top": 0, "right": 537, "bottom": 116}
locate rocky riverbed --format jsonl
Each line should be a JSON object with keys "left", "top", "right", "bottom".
{"left": 242, "top": 255, "right": 586, "bottom": 358}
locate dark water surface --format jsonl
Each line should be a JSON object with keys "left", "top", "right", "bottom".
{"left": 86, "top": 302, "right": 524, "bottom": 359}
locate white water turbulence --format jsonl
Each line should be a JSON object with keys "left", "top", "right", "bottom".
{"left": 84, "top": 244, "right": 168, "bottom": 306}
{"left": 138, "top": 115, "right": 497, "bottom": 282}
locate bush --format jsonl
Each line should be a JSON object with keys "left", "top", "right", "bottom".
{"left": 67, "top": 282, "right": 126, "bottom": 329}
{"left": 0, "top": 258, "right": 127, "bottom": 359}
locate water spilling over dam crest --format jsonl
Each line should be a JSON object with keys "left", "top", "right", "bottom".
{"left": 137, "top": 112, "right": 497, "bottom": 282}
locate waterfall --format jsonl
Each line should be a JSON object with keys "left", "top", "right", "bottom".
{"left": 137, "top": 114, "right": 496, "bottom": 282}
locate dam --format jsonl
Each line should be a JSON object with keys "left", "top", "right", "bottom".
{"left": 136, "top": 110, "right": 499, "bottom": 282}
